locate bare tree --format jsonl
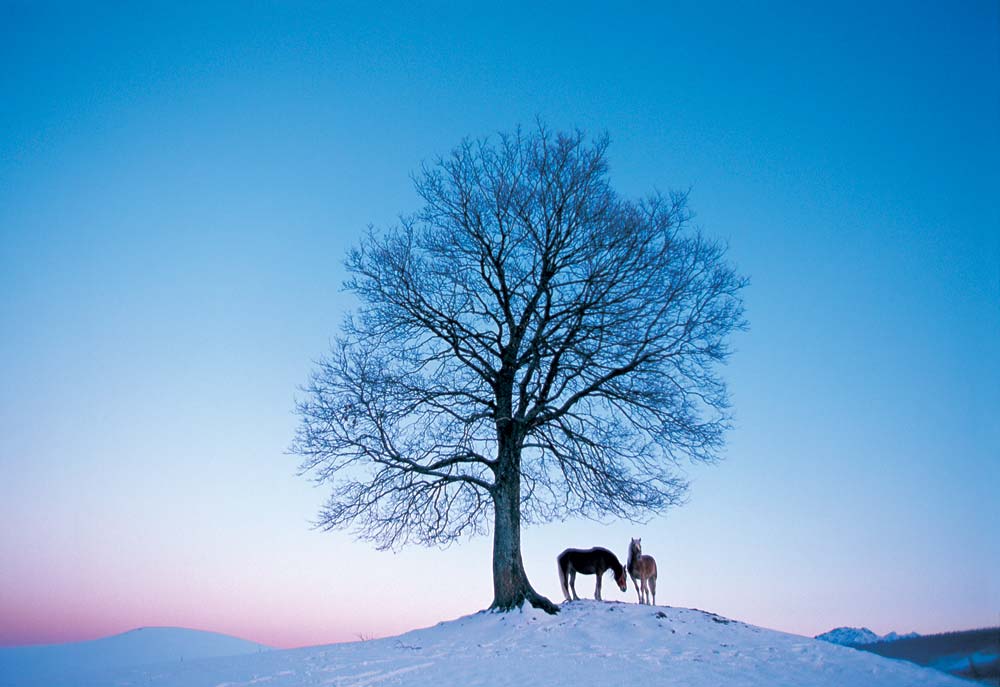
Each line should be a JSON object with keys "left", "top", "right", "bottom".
{"left": 293, "top": 125, "right": 747, "bottom": 613}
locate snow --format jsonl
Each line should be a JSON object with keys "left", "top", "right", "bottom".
{"left": 0, "top": 627, "right": 269, "bottom": 687}
{"left": 815, "top": 627, "right": 881, "bottom": 645}
{"left": 882, "top": 631, "right": 921, "bottom": 642}
{"left": 932, "top": 651, "right": 1000, "bottom": 674}
{"left": 1, "top": 603, "right": 971, "bottom": 687}
{"left": 815, "top": 626, "right": 921, "bottom": 646}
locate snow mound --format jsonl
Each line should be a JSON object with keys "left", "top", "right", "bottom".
{"left": 816, "top": 626, "right": 921, "bottom": 646}
{"left": 0, "top": 626, "right": 269, "bottom": 686}
{"left": 8, "top": 602, "right": 969, "bottom": 687}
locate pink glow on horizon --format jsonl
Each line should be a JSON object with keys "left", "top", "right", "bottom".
{"left": 0, "top": 586, "right": 417, "bottom": 649}
{"left": 0, "top": 591, "right": 450, "bottom": 650}
{"left": 0, "top": 537, "right": 479, "bottom": 649}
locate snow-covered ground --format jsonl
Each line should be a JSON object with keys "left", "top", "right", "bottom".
{"left": 0, "top": 627, "right": 269, "bottom": 687}
{"left": 2, "top": 602, "right": 973, "bottom": 687}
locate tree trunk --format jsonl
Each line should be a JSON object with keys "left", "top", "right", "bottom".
{"left": 489, "top": 439, "right": 558, "bottom": 614}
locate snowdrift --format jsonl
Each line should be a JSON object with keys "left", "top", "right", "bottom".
{"left": 1, "top": 603, "right": 972, "bottom": 686}
{"left": 0, "top": 627, "right": 269, "bottom": 687}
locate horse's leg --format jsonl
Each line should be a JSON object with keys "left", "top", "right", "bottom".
{"left": 632, "top": 575, "right": 641, "bottom": 604}
{"left": 641, "top": 577, "right": 649, "bottom": 605}
{"left": 569, "top": 569, "right": 579, "bottom": 601}
{"left": 650, "top": 574, "right": 657, "bottom": 606}
{"left": 595, "top": 571, "right": 602, "bottom": 601}
{"left": 558, "top": 559, "right": 570, "bottom": 602}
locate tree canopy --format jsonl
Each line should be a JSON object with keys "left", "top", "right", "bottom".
{"left": 293, "top": 126, "right": 747, "bottom": 611}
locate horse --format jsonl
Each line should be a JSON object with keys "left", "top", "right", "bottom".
{"left": 556, "top": 547, "right": 628, "bottom": 602}
{"left": 627, "top": 537, "right": 658, "bottom": 605}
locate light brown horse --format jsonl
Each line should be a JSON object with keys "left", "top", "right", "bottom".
{"left": 627, "top": 538, "right": 658, "bottom": 605}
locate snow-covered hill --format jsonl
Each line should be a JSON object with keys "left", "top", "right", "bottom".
{"left": 816, "top": 626, "right": 921, "bottom": 646}
{"left": 3, "top": 603, "right": 970, "bottom": 687}
{"left": 0, "top": 627, "right": 269, "bottom": 686}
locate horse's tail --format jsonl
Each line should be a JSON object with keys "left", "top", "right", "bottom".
{"left": 649, "top": 566, "right": 657, "bottom": 606}
{"left": 556, "top": 553, "right": 570, "bottom": 600}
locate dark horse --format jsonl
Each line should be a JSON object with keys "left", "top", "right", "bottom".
{"left": 556, "top": 547, "right": 628, "bottom": 602}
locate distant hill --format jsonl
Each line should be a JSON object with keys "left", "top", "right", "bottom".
{"left": 853, "top": 627, "right": 1000, "bottom": 685}
{"left": 816, "top": 626, "right": 920, "bottom": 646}
{"left": 0, "top": 627, "right": 270, "bottom": 687}
{"left": 0, "top": 602, "right": 969, "bottom": 687}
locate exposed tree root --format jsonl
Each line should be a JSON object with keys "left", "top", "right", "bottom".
{"left": 489, "top": 587, "right": 560, "bottom": 615}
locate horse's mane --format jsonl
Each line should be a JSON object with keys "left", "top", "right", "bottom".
{"left": 627, "top": 539, "right": 640, "bottom": 573}
{"left": 604, "top": 549, "right": 624, "bottom": 576}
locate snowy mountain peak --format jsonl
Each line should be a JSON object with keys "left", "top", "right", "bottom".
{"left": 815, "top": 627, "right": 881, "bottom": 645}
{"left": 815, "top": 626, "right": 920, "bottom": 646}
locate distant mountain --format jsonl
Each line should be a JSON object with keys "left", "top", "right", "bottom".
{"left": 816, "top": 627, "right": 920, "bottom": 646}
{"left": 0, "top": 626, "right": 270, "bottom": 687}
{"left": 816, "top": 627, "right": 881, "bottom": 645}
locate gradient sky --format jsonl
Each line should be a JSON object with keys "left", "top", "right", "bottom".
{"left": 1, "top": 2, "right": 997, "bottom": 649}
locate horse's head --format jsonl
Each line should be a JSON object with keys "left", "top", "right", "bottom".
{"left": 630, "top": 537, "right": 642, "bottom": 556}
{"left": 615, "top": 567, "right": 628, "bottom": 592}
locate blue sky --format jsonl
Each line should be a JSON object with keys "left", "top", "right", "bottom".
{"left": 1, "top": 1, "right": 997, "bottom": 647}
